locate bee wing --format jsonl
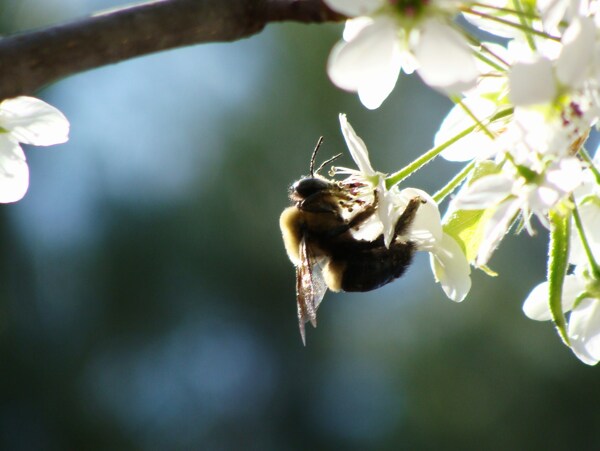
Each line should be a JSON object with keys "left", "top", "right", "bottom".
{"left": 296, "top": 237, "right": 328, "bottom": 345}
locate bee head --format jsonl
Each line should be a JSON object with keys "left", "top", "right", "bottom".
{"left": 291, "top": 177, "right": 331, "bottom": 201}
{"left": 288, "top": 137, "right": 345, "bottom": 210}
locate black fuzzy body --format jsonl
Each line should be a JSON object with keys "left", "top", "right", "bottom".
{"left": 325, "top": 235, "right": 415, "bottom": 292}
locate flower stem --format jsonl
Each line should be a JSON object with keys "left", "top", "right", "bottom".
{"left": 386, "top": 108, "right": 513, "bottom": 189}
{"left": 572, "top": 200, "right": 600, "bottom": 279}
{"left": 386, "top": 127, "right": 474, "bottom": 188}
{"left": 479, "top": 43, "right": 510, "bottom": 69}
{"left": 548, "top": 209, "right": 571, "bottom": 345}
{"left": 461, "top": 7, "right": 560, "bottom": 41}
{"left": 579, "top": 147, "right": 600, "bottom": 185}
{"left": 474, "top": 52, "right": 505, "bottom": 73}
{"left": 433, "top": 161, "right": 475, "bottom": 204}
{"left": 514, "top": 0, "right": 536, "bottom": 50}
{"left": 451, "top": 96, "right": 495, "bottom": 139}
{"left": 573, "top": 291, "right": 591, "bottom": 310}
{"left": 469, "top": 1, "right": 538, "bottom": 19}
{"left": 462, "top": 31, "right": 507, "bottom": 72}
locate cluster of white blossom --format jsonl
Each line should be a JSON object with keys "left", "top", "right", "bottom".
{"left": 324, "top": 0, "right": 600, "bottom": 364}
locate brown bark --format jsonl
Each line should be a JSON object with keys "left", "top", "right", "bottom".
{"left": 0, "top": 0, "right": 343, "bottom": 98}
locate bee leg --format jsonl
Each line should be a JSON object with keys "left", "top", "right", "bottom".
{"left": 345, "top": 189, "right": 379, "bottom": 229}
{"left": 346, "top": 203, "right": 376, "bottom": 229}
{"left": 326, "top": 190, "right": 379, "bottom": 237}
{"left": 393, "top": 196, "right": 425, "bottom": 239}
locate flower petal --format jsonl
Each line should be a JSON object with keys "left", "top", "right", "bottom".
{"left": 509, "top": 59, "right": 556, "bottom": 106}
{"left": 523, "top": 281, "right": 551, "bottom": 321}
{"left": 436, "top": 97, "right": 499, "bottom": 162}
{"left": 546, "top": 157, "right": 583, "bottom": 193}
{"left": 405, "top": 188, "right": 442, "bottom": 244}
{"left": 568, "top": 298, "right": 600, "bottom": 365}
{"left": 569, "top": 197, "right": 600, "bottom": 266}
{"left": 562, "top": 275, "right": 586, "bottom": 311}
{"left": 338, "top": 114, "right": 375, "bottom": 175}
{"left": 0, "top": 135, "right": 29, "bottom": 203}
{"left": 429, "top": 233, "right": 472, "bottom": 302}
{"left": 378, "top": 179, "right": 398, "bottom": 247}
{"left": 343, "top": 16, "right": 374, "bottom": 41}
{"left": 556, "top": 17, "right": 595, "bottom": 88}
{"left": 327, "top": 17, "right": 401, "bottom": 109}
{"left": 323, "top": 0, "right": 384, "bottom": 16}
{"left": 463, "top": 0, "right": 527, "bottom": 38}
{"left": 476, "top": 197, "right": 521, "bottom": 266}
{"left": 350, "top": 213, "right": 384, "bottom": 242}
{"left": 454, "top": 174, "right": 514, "bottom": 210}
{"left": 527, "top": 184, "right": 560, "bottom": 213}
{"left": 522, "top": 275, "right": 583, "bottom": 321}
{"left": 0, "top": 96, "right": 69, "bottom": 146}
{"left": 538, "top": 0, "right": 571, "bottom": 32}
{"left": 413, "top": 19, "right": 479, "bottom": 94}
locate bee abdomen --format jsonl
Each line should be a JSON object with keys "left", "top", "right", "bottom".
{"left": 337, "top": 242, "right": 416, "bottom": 292}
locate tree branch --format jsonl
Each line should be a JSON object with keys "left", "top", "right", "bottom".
{"left": 0, "top": 0, "right": 343, "bottom": 99}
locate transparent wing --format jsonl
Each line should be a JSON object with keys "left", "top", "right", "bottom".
{"left": 296, "top": 237, "right": 329, "bottom": 345}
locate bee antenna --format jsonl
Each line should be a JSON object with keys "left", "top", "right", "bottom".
{"left": 309, "top": 136, "right": 325, "bottom": 177}
{"left": 315, "top": 153, "right": 342, "bottom": 175}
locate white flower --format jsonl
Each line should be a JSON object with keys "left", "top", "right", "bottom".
{"left": 335, "top": 114, "right": 472, "bottom": 301}
{"left": 455, "top": 156, "right": 583, "bottom": 265}
{"left": 509, "top": 16, "right": 598, "bottom": 107}
{"left": 506, "top": 17, "right": 600, "bottom": 157}
{"left": 392, "top": 187, "right": 472, "bottom": 301}
{"left": 0, "top": 96, "right": 69, "bottom": 203}
{"left": 325, "top": 0, "right": 479, "bottom": 109}
{"left": 335, "top": 113, "right": 397, "bottom": 245}
{"left": 523, "top": 270, "right": 600, "bottom": 365}
{"left": 437, "top": 18, "right": 600, "bottom": 164}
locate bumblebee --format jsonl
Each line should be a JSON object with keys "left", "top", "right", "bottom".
{"left": 280, "top": 138, "right": 422, "bottom": 344}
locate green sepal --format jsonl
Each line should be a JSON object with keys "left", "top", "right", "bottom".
{"left": 478, "top": 264, "right": 498, "bottom": 277}
{"left": 442, "top": 161, "right": 502, "bottom": 268}
{"left": 547, "top": 209, "right": 571, "bottom": 346}
{"left": 444, "top": 209, "right": 487, "bottom": 261}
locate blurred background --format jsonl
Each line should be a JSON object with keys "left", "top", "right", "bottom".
{"left": 1, "top": 1, "right": 599, "bottom": 450}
